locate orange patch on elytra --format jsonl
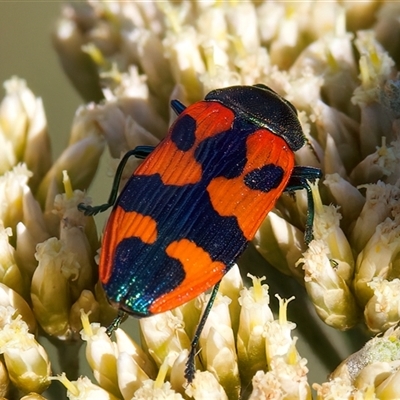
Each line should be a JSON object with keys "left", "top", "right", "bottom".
{"left": 149, "top": 239, "right": 226, "bottom": 314}
{"left": 135, "top": 140, "right": 203, "bottom": 185}
{"left": 99, "top": 206, "right": 157, "bottom": 284}
{"left": 207, "top": 130, "right": 295, "bottom": 241}
{"left": 134, "top": 101, "right": 235, "bottom": 186}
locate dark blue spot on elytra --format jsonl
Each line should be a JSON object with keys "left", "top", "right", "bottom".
{"left": 244, "top": 164, "right": 284, "bottom": 192}
{"left": 103, "top": 236, "right": 185, "bottom": 317}
{"left": 171, "top": 114, "right": 196, "bottom": 151}
{"left": 194, "top": 118, "right": 257, "bottom": 179}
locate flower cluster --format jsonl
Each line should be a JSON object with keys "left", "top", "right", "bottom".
{"left": 0, "top": 0, "right": 399, "bottom": 399}
{"left": 55, "top": 268, "right": 311, "bottom": 399}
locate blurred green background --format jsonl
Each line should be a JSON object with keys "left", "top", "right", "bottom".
{"left": 0, "top": 1, "right": 81, "bottom": 157}
{"left": 0, "top": 4, "right": 103, "bottom": 397}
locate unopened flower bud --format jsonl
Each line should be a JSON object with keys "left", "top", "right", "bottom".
{"left": 36, "top": 134, "right": 105, "bottom": 208}
{"left": 354, "top": 217, "right": 400, "bottom": 307}
{"left": 299, "top": 240, "right": 360, "bottom": 329}
{"left": 69, "top": 290, "right": 99, "bottom": 334}
{"left": 364, "top": 278, "right": 400, "bottom": 332}
{"left": 0, "top": 316, "right": 51, "bottom": 393}
{"left": 255, "top": 210, "right": 306, "bottom": 280}
{"left": 31, "top": 238, "right": 72, "bottom": 338}
{"left": 237, "top": 275, "right": 272, "bottom": 386}
{"left": 80, "top": 312, "right": 121, "bottom": 398}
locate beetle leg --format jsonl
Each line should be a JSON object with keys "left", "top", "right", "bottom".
{"left": 105, "top": 310, "right": 126, "bottom": 336}
{"left": 184, "top": 281, "right": 221, "bottom": 383}
{"left": 78, "top": 145, "right": 155, "bottom": 216}
{"left": 284, "top": 166, "right": 322, "bottom": 244}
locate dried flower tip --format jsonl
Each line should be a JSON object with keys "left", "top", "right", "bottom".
{"left": 299, "top": 240, "right": 360, "bottom": 329}
{"left": 365, "top": 278, "right": 400, "bottom": 333}
{"left": 185, "top": 370, "right": 228, "bottom": 400}
{"left": 354, "top": 217, "right": 400, "bottom": 307}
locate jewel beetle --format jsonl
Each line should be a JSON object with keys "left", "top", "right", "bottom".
{"left": 78, "top": 84, "right": 322, "bottom": 382}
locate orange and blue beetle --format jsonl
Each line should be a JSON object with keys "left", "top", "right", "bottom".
{"left": 79, "top": 84, "right": 321, "bottom": 382}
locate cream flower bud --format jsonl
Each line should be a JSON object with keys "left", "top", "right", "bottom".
{"left": 199, "top": 46, "right": 241, "bottom": 94}
{"left": 169, "top": 350, "right": 188, "bottom": 394}
{"left": 311, "top": 181, "right": 354, "bottom": 284}
{"left": 36, "top": 134, "right": 105, "bottom": 208}
{"left": 98, "top": 70, "right": 167, "bottom": 148}
{"left": 299, "top": 240, "right": 360, "bottom": 329}
{"left": 0, "top": 315, "right": 51, "bottom": 394}
{"left": 0, "top": 76, "right": 51, "bottom": 189}
{"left": 268, "top": 6, "right": 304, "bottom": 70}
{"left": 353, "top": 30, "right": 395, "bottom": 105}
{"left": 185, "top": 370, "right": 228, "bottom": 400}
{"left": 52, "top": 12, "right": 103, "bottom": 102}
{"left": 375, "top": 366, "right": 400, "bottom": 399}
{"left": 250, "top": 357, "right": 311, "bottom": 400}
{"left": 323, "top": 173, "right": 365, "bottom": 230}
{"left": 237, "top": 275, "right": 273, "bottom": 386}
{"left": 311, "top": 100, "right": 359, "bottom": 174}
{"left": 0, "top": 163, "right": 32, "bottom": 233}
{"left": 115, "top": 328, "right": 157, "bottom": 398}
{"left": 131, "top": 379, "right": 183, "bottom": 400}
{"left": 354, "top": 218, "right": 400, "bottom": 307}
{"left": 364, "top": 278, "right": 400, "bottom": 332}
{"left": 0, "top": 77, "right": 50, "bottom": 178}
{"left": 140, "top": 311, "right": 191, "bottom": 372}
{"left": 0, "top": 283, "right": 36, "bottom": 333}
{"left": 132, "top": 29, "right": 174, "bottom": 104}
{"left": 117, "top": 351, "right": 150, "bottom": 400}
{"left": 55, "top": 373, "right": 119, "bottom": 400}
{"left": 15, "top": 181, "right": 49, "bottom": 278}
{"left": 115, "top": 328, "right": 156, "bottom": 379}
{"left": 163, "top": 26, "right": 205, "bottom": 103}
{"left": 31, "top": 238, "right": 72, "bottom": 338}
{"left": 219, "top": 264, "right": 243, "bottom": 335}
{"left": 350, "top": 137, "right": 398, "bottom": 185}
{"left": 203, "top": 326, "right": 239, "bottom": 400}
{"left": 69, "top": 290, "right": 99, "bottom": 334}
{"left": 264, "top": 296, "right": 297, "bottom": 362}
{"left": 194, "top": 292, "right": 239, "bottom": 398}
{"left": 22, "top": 97, "right": 51, "bottom": 192}
{"left": 290, "top": 13, "right": 358, "bottom": 115}
{"left": 58, "top": 224, "right": 95, "bottom": 302}
{"left": 352, "top": 31, "right": 396, "bottom": 158}
{"left": 225, "top": 3, "right": 259, "bottom": 53}
{"left": 313, "top": 377, "right": 370, "bottom": 399}
{"left": 250, "top": 296, "right": 311, "bottom": 399}
{"left": 0, "top": 223, "right": 25, "bottom": 297}
{"left": 21, "top": 394, "right": 48, "bottom": 400}
{"left": 350, "top": 182, "right": 395, "bottom": 253}
{"left": 80, "top": 313, "right": 121, "bottom": 398}
{"left": 254, "top": 211, "right": 306, "bottom": 280}
{"left": 52, "top": 172, "right": 99, "bottom": 255}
